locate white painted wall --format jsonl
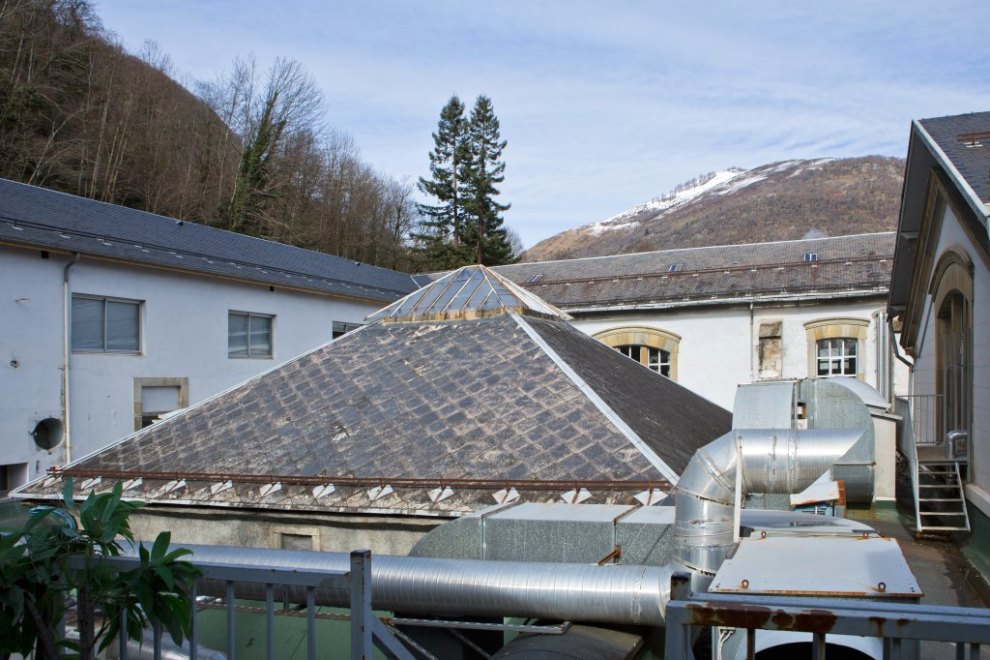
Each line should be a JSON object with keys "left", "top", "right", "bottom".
{"left": 572, "top": 298, "right": 898, "bottom": 411}
{"left": 1, "top": 246, "right": 386, "bottom": 488}
{"left": 909, "top": 206, "right": 990, "bottom": 515}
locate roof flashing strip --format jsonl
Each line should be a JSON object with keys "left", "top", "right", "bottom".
{"left": 509, "top": 312, "right": 679, "bottom": 484}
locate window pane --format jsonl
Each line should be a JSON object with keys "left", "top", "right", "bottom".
{"left": 228, "top": 313, "right": 248, "bottom": 357}
{"left": 248, "top": 315, "right": 272, "bottom": 356}
{"left": 72, "top": 298, "right": 104, "bottom": 350}
{"left": 106, "top": 301, "right": 139, "bottom": 351}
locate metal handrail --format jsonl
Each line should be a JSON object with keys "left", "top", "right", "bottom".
{"left": 94, "top": 550, "right": 414, "bottom": 660}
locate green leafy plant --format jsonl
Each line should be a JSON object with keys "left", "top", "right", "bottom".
{"left": 0, "top": 479, "right": 200, "bottom": 660}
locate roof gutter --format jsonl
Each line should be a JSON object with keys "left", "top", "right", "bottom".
{"left": 62, "top": 253, "right": 80, "bottom": 463}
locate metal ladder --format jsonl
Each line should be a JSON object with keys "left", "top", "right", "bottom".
{"left": 915, "top": 461, "right": 970, "bottom": 534}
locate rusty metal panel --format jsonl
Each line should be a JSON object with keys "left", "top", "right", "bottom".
{"left": 709, "top": 534, "right": 922, "bottom": 598}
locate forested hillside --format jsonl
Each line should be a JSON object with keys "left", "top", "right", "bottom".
{"left": 0, "top": 0, "right": 415, "bottom": 270}
{"left": 525, "top": 156, "right": 904, "bottom": 261}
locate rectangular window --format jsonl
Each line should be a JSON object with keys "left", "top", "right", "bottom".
{"left": 71, "top": 295, "right": 141, "bottom": 352}
{"left": 817, "top": 338, "right": 857, "bottom": 376}
{"left": 228, "top": 311, "right": 273, "bottom": 358}
{"left": 332, "top": 321, "right": 362, "bottom": 340}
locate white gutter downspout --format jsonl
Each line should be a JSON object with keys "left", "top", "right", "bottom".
{"left": 62, "top": 253, "right": 80, "bottom": 464}
{"left": 748, "top": 302, "right": 755, "bottom": 382}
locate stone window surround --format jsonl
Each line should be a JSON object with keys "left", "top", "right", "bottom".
{"left": 593, "top": 326, "right": 681, "bottom": 380}
{"left": 133, "top": 377, "right": 189, "bottom": 431}
{"left": 804, "top": 318, "right": 869, "bottom": 380}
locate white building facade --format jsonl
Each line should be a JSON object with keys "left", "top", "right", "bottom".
{"left": 1, "top": 179, "right": 415, "bottom": 493}
{"left": 889, "top": 112, "right": 990, "bottom": 550}
{"left": 499, "top": 233, "right": 904, "bottom": 411}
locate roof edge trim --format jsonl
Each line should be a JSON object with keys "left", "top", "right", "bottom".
{"left": 509, "top": 312, "right": 679, "bottom": 484}
{"left": 914, "top": 119, "right": 990, "bottom": 222}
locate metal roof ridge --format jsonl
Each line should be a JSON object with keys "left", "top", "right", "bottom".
{"left": 508, "top": 312, "right": 679, "bottom": 484}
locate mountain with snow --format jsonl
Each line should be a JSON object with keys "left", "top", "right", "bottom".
{"left": 524, "top": 156, "right": 903, "bottom": 262}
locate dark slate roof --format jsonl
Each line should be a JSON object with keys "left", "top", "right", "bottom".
{"left": 18, "top": 269, "right": 731, "bottom": 515}
{"left": 0, "top": 178, "right": 417, "bottom": 302}
{"left": 918, "top": 111, "right": 990, "bottom": 215}
{"left": 493, "top": 233, "right": 894, "bottom": 311}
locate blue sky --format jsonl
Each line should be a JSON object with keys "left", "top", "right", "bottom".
{"left": 95, "top": 1, "right": 990, "bottom": 248}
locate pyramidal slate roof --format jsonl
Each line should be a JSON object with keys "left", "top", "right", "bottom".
{"left": 17, "top": 266, "right": 731, "bottom": 516}
{"left": 0, "top": 178, "right": 417, "bottom": 302}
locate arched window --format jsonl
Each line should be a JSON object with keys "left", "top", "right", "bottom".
{"left": 931, "top": 248, "right": 973, "bottom": 447}
{"left": 593, "top": 327, "right": 681, "bottom": 379}
{"left": 804, "top": 318, "right": 869, "bottom": 380}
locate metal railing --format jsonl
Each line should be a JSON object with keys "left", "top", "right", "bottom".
{"left": 664, "top": 572, "right": 990, "bottom": 659}
{"left": 901, "top": 394, "right": 944, "bottom": 447}
{"left": 102, "top": 549, "right": 414, "bottom": 660}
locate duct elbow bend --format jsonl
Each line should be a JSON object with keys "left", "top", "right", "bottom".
{"left": 671, "top": 428, "right": 865, "bottom": 592}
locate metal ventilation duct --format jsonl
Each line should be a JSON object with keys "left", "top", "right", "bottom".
{"left": 672, "top": 427, "right": 865, "bottom": 589}
{"left": 122, "top": 543, "right": 672, "bottom": 627}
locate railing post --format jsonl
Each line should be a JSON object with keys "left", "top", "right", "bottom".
{"left": 351, "top": 549, "right": 373, "bottom": 660}
{"left": 665, "top": 572, "right": 695, "bottom": 660}
{"left": 226, "top": 580, "right": 236, "bottom": 660}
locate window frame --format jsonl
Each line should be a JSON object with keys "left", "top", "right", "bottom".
{"left": 70, "top": 294, "right": 142, "bottom": 354}
{"left": 593, "top": 326, "right": 681, "bottom": 380}
{"left": 815, "top": 337, "right": 858, "bottom": 376}
{"left": 803, "top": 317, "right": 869, "bottom": 380}
{"left": 228, "top": 310, "right": 274, "bottom": 359}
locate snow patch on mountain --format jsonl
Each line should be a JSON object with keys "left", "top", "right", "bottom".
{"left": 588, "top": 169, "right": 746, "bottom": 236}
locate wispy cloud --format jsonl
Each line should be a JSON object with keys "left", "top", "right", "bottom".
{"left": 97, "top": 0, "right": 990, "bottom": 246}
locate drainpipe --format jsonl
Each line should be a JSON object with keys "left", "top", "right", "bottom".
{"left": 62, "top": 253, "right": 80, "bottom": 464}
{"left": 748, "top": 302, "right": 755, "bottom": 382}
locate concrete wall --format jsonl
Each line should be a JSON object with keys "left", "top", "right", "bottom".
{"left": 571, "top": 297, "right": 903, "bottom": 411}
{"left": 127, "top": 506, "right": 443, "bottom": 557}
{"left": 1, "top": 246, "right": 385, "bottom": 490}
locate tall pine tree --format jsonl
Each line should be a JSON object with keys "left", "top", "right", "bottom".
{"left": 413, "top": 96, "right": 471, "bottom": 269}
{"left": 462, "top": 96, "right": 514, "bottom": 266}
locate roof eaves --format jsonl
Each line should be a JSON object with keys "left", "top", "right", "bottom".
{"left": 509, "top": 312, "right": 679, "bottom": 483}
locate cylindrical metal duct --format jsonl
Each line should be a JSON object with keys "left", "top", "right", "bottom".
{"left": 672, "top": 428, "right": 865, "bottom": 590}
{"left": 124, "top": 544, "right": 672, "bottom": 627}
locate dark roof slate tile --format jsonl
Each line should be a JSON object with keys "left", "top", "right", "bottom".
{"left": 0, "top": 178, "right": 416, "bottom": 301}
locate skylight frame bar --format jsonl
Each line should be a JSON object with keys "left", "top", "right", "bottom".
{"left": 438, "top": 268, "right": 484, "bottom": 314}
